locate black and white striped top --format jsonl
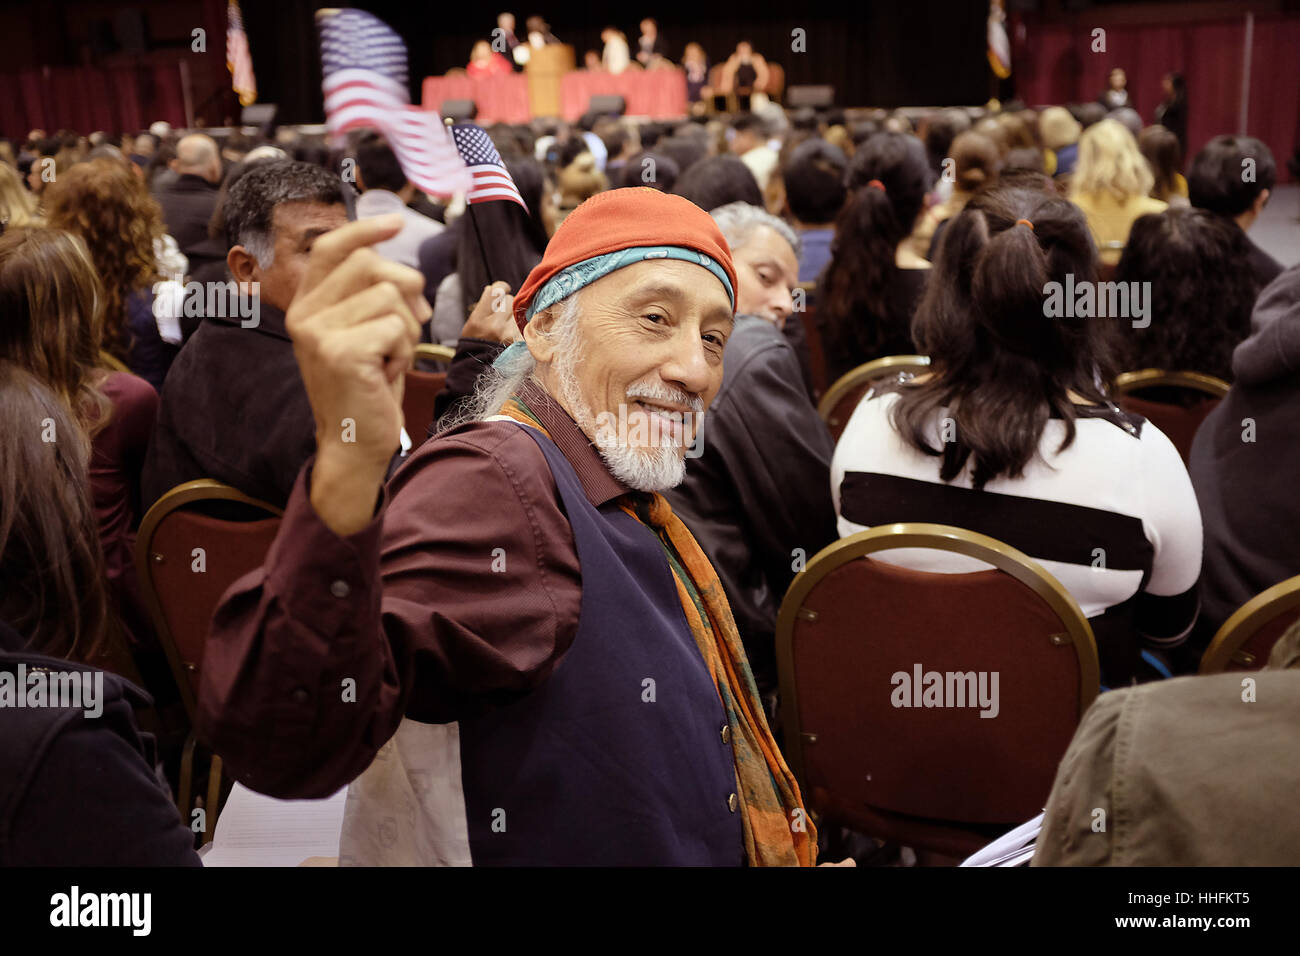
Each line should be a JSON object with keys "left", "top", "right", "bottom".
{"left": 831, "top": 390, "right": 1203, "bottom": 685}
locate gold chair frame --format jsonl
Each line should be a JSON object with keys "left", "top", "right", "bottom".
{"left": 1113, "top": 368, "right": 1231, "bottom": 399}
{"left": 816, "top": 355, "right": 931, "bottom": 432}
{"left": 1200, "top": 573, "right": 1300, "bottom": 674}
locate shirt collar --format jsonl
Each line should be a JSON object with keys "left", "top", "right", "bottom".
{"left": 517, "top": 378, "right": 629, "bottom": 508}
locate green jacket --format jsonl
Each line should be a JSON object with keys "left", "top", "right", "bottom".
{"left": 1032, "top": 625, "right": 1300, "bottom": 866}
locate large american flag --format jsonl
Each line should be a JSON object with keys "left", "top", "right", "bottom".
{"left": 450, "top": 124, "right": 526, "bottom": 209}
{"left": 226, "top": 0, "right": 257, "bottom": 107}
{"left": 317, "top": 8, "right": 470, "bottom": 198}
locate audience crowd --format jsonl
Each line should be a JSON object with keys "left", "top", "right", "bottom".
{"left": 2, "top": 78, "right": 1298, "bottom": 867}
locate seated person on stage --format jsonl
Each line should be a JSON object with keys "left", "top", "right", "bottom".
{"left": 817, "top": 132, "right": 933, "bottom": 383}
{"left": 830, "top": 187, "right": 1203, "bottom": 688}
{"left": 1114, "top": 206, "right": 1259, "bottom": 385}
{"left": 719, "top": 40, "right": 769, "bottom": 111}
{"left": 665, "top": 202, "right": 837, "bottom": 706}
{"left": 142, "top": 161, "right": 348, "bottom": 510}
{"left": 1034, "top": 621, "right": 1300, "bottom": 865}
{"left": 353, "top": 132, "right": 445, "bottom": 272}
{"left": 1187, "top": 135, "right": 1284, "bottom": 292}
{"left": 197, "top": 189, "right": 817, "bottom": 867}
{"left": 466, "top": 39, "right": 512, "bottom": 79}
{"left": 1190, "top": 265, "right": 1300, "bottom": 648}
{"left": 0, "top": 364, "right": 199, "bottom": 866}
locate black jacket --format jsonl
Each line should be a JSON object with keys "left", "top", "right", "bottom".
{"left": 0, "top": 622, "right": 200, "bottom": 866}
{"left": 664, "top": 315, "right": 839, "bottom": 692}
{"left": 154, "top": 173, "right": 221, "bottom": 258}
{"left": 142, "top": 302, "right": 315, "bottom": 510}
{"left": 1190, "top": 264, "right": 1300, "bottom": 643}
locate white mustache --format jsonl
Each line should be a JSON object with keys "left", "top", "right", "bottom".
{"left": 625, "top": 382, "right": 703, "bottom": 414}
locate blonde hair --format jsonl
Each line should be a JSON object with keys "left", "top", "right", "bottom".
{"left": 1070, "top": 118, "right": 1153, "bottom": 201}
{"left": 1038, "top": 106, "right": 1081, "bottom": 151}
{"left": 0, "top": 163, "right": 39, "bottom": 229}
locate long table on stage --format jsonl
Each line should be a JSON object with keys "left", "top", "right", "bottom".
{"left": 421, "top": 74, "right": 532, "bottom": 125}
{"left": 422, "top": 69, "right": 687, "bottom": 124}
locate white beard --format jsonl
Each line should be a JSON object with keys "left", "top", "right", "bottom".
{"left": 553, "top": 356, "right": 695, "bottom": 494}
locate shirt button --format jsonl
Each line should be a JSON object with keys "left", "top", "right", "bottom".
{"left": 727, "top": 793, "right": 738, "bottom": 813}
{"left": 292, "top": 688, "right": 309, "bottom": 704}
{"left": 330, "top": 579, "right": 350, "bottom": 598}
{"left": 720, "top": 725, "right": 731, "bottom": 745}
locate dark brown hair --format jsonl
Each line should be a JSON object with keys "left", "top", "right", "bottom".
{"left": 889, "top": 186, "right": 1117, "bottom": 489}
{"left": 0, "top": 362, "right": 109, "bottom": 661}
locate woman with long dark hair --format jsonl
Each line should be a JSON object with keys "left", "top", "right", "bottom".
{"left": 831, "top": 186, "right": 1203, "bottom": 686}
{"left": 0, "top": 363, "right": 199, "bottom": 865}
{"left": 817, "top": 132, "right": 933, "bottom": 382}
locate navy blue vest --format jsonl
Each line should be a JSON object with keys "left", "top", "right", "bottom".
{"left": 457, "top": 425, "right": 745, "bottom": 865}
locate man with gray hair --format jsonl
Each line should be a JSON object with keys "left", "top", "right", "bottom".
{"left": 143, "top": 161, "right": 349, "bottom": 509}
{"left": 155, "top": 134, "right": 223, "bottom": 257}
{"left": 664, "top": 201, "right": 837, "bottom": 709}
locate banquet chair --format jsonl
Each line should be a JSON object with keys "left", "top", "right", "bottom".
{"left": 135, "top": 480, "right": 283, "bottom": 843}
{"left": 404, "top": 345, "right": 454, "bottom": 444}
{"left": 776, "top": 523, "right": 1099, "bottom": 859}
{"left": 1113, "top": 369, "right": 1230, "bottom": 465}
{"left": 766, "top": 62, "right": 785, "bottom": 103}
{"left": 1200, "top": 574, "right": 1300, "bottom": 674}
{"left": 818, "top": 355, "right": 931, "bottom": 442}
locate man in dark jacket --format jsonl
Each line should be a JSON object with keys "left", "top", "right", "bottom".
{"left": 154, "top": 134, "right": 222, "bottom": 259}
{"left": 664, "top": 201, "right": 838, "bottom": 702}
{"left": 1189, "top": 264, "right": 1300, "bottom": 647}
{"left": 142, "top": 161, "right": 349, "bottom": 509}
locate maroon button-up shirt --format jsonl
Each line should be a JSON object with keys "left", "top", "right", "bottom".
{"left": 197, "top": 380, "right": 631, "bottom": 798}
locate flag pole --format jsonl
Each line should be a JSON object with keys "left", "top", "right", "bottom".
{"left": 446, "top": 116, "right": 494, "bottom": 284}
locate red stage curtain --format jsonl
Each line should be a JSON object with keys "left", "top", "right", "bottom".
{"left": 1015, "top": 14, "right": 1297, "bottom": 182}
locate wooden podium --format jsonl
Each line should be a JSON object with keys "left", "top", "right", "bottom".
{"left": 525, "top": 43, "right": 575, "bottom": 118}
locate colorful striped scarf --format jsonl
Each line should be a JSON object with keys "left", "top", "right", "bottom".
{"left": 498, "top": 396, "right": 817, "bottom": 866}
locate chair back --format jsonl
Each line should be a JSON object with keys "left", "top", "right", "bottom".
{"left": 776, "top": 523, "right": 1098, "bottom": 853}
{"left": 403, "top": 369, "right": 449, "bottom": 443}
{"left": 766, "top": 62, "right": 785, "bottom": 102}
{"left": 134, "top": 481, "right": 283, "bottom": 719}
{"left": 1113, "top": 369, "right": 1230, "bottom": 465}
{"left": 1201, "top": 574, "right": 1300, "bottom": 674}
{"left": 818, "top": 355, "right": 931, "bottom": 442}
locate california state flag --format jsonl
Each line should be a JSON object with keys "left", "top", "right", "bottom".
{"left": 987, "top": 0, "right": 1011, "bottom": 78}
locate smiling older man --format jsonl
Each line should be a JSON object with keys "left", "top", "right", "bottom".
{"left": 197, "top": 188, "right": 816, "bottom": 867}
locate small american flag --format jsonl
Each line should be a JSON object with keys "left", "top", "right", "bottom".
{"left": 317, "top": 8, "right": 470, "bottom": 198}
{"left": 450, "top": 124, "right": 526, "bottom": 209}
{"left": 226, "top": 0, "right": 257, "bottom": 107}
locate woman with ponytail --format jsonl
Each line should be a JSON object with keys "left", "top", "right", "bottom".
{"left": 830, "top": 186, "right": 1203, "bottom": 686}
{"left": 817, "top": 131, "right": 933, "bottom": 382}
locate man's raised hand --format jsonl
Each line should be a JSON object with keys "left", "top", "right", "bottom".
{"left": 285, "top": 214, "right": 431, "bottom": 536}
